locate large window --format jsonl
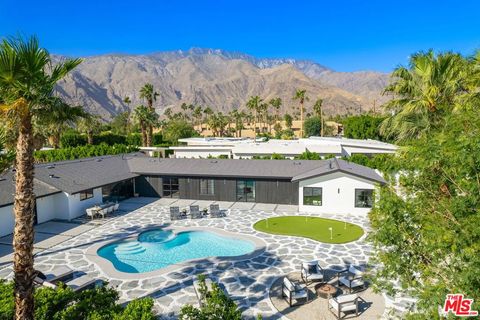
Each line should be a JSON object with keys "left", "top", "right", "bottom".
{"left": 163, "top": 177, "right": 179, "bottom": 198}
{"left": 80, "top": 189, "right": 94, "bottom": 201}
{"left": 102, "top": 179, "right": 134, "bottom": 202}
{"left": 236, "top": 180, "right": 256, "bottom": 202}
{"left": 303, "top": 187, "right": 322, "bottom": 206}
{"left": 355, "top": 189, "right": 374, "bottom": 208}
{"left": 200, "top": 179, "right": 215, "bottom": 195}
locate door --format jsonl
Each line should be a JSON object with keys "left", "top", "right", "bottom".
{"left": 236, "top": 180, "right": 256, "bottom": 202}
{"left": 163, "top": 177, "right": 179, "bottom": 198}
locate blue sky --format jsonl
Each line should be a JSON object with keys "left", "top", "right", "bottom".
{"left": 1, "top": 0, "right": 479, "bottom": 72}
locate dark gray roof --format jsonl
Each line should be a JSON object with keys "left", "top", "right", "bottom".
{"left": 0, "top": 171, "right": 60, "bottom": 207}
{"left": 291, "top": 158, "right": 386, "bottom": 184}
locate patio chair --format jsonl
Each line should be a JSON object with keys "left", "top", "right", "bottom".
{"left": 35, "top": 266, "right": 74, "bottom": 283}
{"left": 35, "top": 274, "right": 102, "bottom": 293}
{"left": 113, "top": 202, "right": 120, "bottom": 212}
{"left": 328, "top": 293, "right": 364, "bottom": 319}
{"left": 337, "top": 265, "right": 365, "bottom": 293}
{"left": 282, "top": 277, "right": 309, "bottom": 307}
{"left": 301, "top": 260, "right": 325, "bottom": 285}
{"left": 170, "top": 206, "right": 181, "bottom": 220}
{"left": 209, "top": 204, "right": 224, "bottom": 218}
{"left": 190, "top": 205, "right": 202, "bottom": 219}
{"left": 98, "top": 208, "right": 108, "bottom": 219}
{"left": 86, "top": 208, "right": 97, "bottom": 220}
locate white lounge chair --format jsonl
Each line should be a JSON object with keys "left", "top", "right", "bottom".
{"left": 170, "top": 206, "right": 181, "bottom": 220}
{"left": 337, "top": 265, "right": 365, "bottom": 293}
{"left": 209, "top": 204, "right": 224, "bottom": 218}
{"left": 282, "top": 277, "right": 309, "bottom": 307}
{"left": 35, "top": 266, "right": 74, "bottom": 283}
{"left": 190, "top": 205, "right": 202, "bottom": 219}
{"left": 328, "top": 293, "right": 364, "bottom": 319}
{"left": 301, "top": 260, "right": 325, "bottom": 285}
{"left": 35, "top": 274, "right": 101, "bottom": 292}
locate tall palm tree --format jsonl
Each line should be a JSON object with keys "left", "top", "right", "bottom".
{"left": 313, "top": 98, "right": 324, "bottom": 136}
{"left": 77, "top": 113, "right": 102, "bottom": 145}
{"left": 381, "top": 50, "right": 468, "bottom": 142}
{"left": 123, "top": 96, "right": 131, "bottom": 107}
{"left": 139, "top": 83, "right": 159, "bottom": 146}
{"left": 0, "top": 36, "right": 81, "bottom": 320}
{"left": 293, "top": 89, "right": 309, "bottom": 138}
{"left": 269, "top": 97, "right": 282, "bottom": 122}
{"left": 134, "top": 105, "right": 158, "bottom": 147}
{"left": 192, "top": 106, "right": 203, "bottom": 131}
{"left": 246, "top": 96, "right": 263, "bottom": 141}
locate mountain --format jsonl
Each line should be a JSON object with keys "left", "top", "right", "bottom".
{"left": 54, "top": 48, "right": 389, "bottom": 120}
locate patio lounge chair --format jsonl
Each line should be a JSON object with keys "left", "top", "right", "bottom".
{"left": 209, "top": 204, "right": 224, "bottom": 218}
{"left": 190, "top": 205, "right": 202, "bottom": 219}
{"left": 193, "top": 277, "right": 214, "bottom": 307}
{"left": 337, "top": 265, "right": 365, "bottom": 293}
{"left": 282, "top": 277, "right": 309, "bottom": 307}
{"left": 328, "top": 293, "right": 364, "bottom": 319}
{"left": 35, "top": 266, "right": 74, "bottom": 283}
{"left": 301, "top": 260, "right": 325, "bottom": 285}
{"left": 170, "top": 206, "right": 181, "bottom": 220}
{"left": 35, "top": 274, "right": 101, "bottom": 293}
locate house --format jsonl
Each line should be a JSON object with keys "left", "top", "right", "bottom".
{"left": 0, "top": 153, "right": 385, "bottom": 237}
{"left": 171, "top": 136, "right": 397, "bottom": 159}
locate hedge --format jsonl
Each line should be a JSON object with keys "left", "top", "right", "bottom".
{"left": 34, "top": 143, "right": 139, "bottom": 163}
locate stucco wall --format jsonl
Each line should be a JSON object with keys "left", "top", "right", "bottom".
{"left": 0, "top": 205, "right": 14, "bottom": 237}
{"left": 298, "top": 171, "right": 377, "bottom": 216}
{"left": 35, "top": 192, "right": 69, "bottom": 223}
{"left": 66, "top": 188, "right": 102, "bottom": 220}
{"left": 174, "top": 150, "right": 231, "bottom": 159}
{"left": 341, "top": 146, "right": 394, "bottom": 157}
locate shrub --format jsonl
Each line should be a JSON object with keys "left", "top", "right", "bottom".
{"left": 295, "top": 150, "right": 321, "bottom": 160}
{"left": 93, "top": 133, "right": 126, "bottom": 146}
{"left": 34, "top": 143, "right": 139, "bottom": 163}
{"left": 280, "top": 129, "right": 295, "bottom": 140}
{"left": 152, "top": 133, "right": 163, "bottom": 145}
{"left": 304, "top": 116, "right": 322, "bottom": 137}
{"left": 60, "top": 133, "right": 87, "bottom": 148}
{"left": 126, "top": 133, "right": 142, "bottom": 146}
{"left": 271, "top": 153, "right": 286, "bottom": 160}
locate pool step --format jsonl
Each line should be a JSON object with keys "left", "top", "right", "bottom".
{"left": 114, "top": 241, "right": 146, "bottom": 255}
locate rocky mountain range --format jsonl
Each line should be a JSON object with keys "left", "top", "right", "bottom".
{"left": 54, "top": 48, "right": 390, "bottom": 120}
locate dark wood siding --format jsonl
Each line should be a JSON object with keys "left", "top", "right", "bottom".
{"left": 135, "top": 175, "right": 299, "bottom": 204}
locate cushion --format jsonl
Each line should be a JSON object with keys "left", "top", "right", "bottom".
{"left": 283, "top": 277, "right": 295, "bottom": 291}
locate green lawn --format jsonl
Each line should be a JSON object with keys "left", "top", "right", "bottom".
{"left": 253, "top": 216, "right": 364, "bottom": 244}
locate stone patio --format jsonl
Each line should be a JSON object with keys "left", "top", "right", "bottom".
{"left": 0, "top": 197, "right": 405, "bottom": 319}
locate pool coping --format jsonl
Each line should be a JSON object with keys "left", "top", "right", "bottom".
{"left": 85, "top": 226, "right": 266, "bottom": 280}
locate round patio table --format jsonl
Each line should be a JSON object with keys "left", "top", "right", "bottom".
{"left": 315, "top": 283, "right": 338, "bottom": 299}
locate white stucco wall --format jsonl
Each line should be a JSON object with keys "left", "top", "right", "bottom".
{"left": 0, "top": 205, "right": 14, "bottom": 237}
{"left": 35, "top": 192, "right": 69, "bottom": 223}
{"left": 341, "top": 146, "right": 395, "bottom": 157}
{"left": 66, "top": 188, "right": 102, "bottom": 220}
{"left": 174, "top": 150, "right": 231, "bottom": 159}
{"left": 298, "top": 172, "right": 377, "bottom": 216}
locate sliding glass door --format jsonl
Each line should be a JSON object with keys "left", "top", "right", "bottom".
{"left": 163, "top": 177, "right": 179, "bottom": 198}
{"left": 236, "top": 180, "right": 256, "bottom": 202}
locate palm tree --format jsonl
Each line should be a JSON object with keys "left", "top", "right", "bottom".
{"left": 381, "top": 50, "right": 468, "bottom": 142}
{"left": 0, "top": 127, "right": 15, "bottom": 173}
{"left": 246, "top": 96, "right": 263, "bottom": 141}
{"left": 269, "top": 97, "right": 282, "bottom": 122}
{"left": 77, "top": 113, "right": 102, "bottom": 144}
{"left": 139, "top": 83, "right": 159, "bottom": 146}
{"left": 123, "top": 96, "right": 131, "bottom": 107}
{"left": 293, "top": 89, "right": 309, "bottom": 138}
{"left": 192, "top": 106, "right": 203, "bottom": 131}
{"left": 134, "top": 105, "right": 158, "bottom": 147}
{"left": 0, "top": 36, "right": 81, "bottom": 319}
{"left": 313, "top": 98, "right": 324, "bottom": 136}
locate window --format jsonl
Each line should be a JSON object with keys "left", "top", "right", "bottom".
{"left": 102, "top": 179, "right": 134, "bottom": 202}
{"left": 200, "top": 179, "right": 215, "bottom": 195}
{"left": 79, "top": 189, "right": 94, "bottom": 201}
{"left": 236, "top": 180, "right": 256, "bottom": 202}
{"left": 303, "top": 187, "right": 322, "bottom": 206}
{"left": 355, "top": 189, "right": 374, "bottom": 208}
{"left": 163, "top": 177, "right": 179, "bottom": 198}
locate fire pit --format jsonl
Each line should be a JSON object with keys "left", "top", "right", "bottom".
{"left": 315, "top": 283, "right": 338, "bottom": 299}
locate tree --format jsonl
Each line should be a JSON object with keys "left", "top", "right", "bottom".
{"left": 370, "top": 110, "right": 480, "bottom": 318}
{"left": 192, "top": 106, "right": 203, "bottom": 131}
{"left": 284, "top": 113, "right": 293, "bottom": 129}
{"left": 110, "top": 112, "right": 132, "bottom": 136}
{"left": 342, "top": 115, "right": 386, "bottom": 141}
{"left": 313, "top": 98, "right": 324, "bottom": 136}
{"left": 0, "top": 35, "right": 81, "bottom": 319}
{"left": 77, "top": 113, "right": 102, "bottom": 145}
{"left": 304, "top": 116, "right": 322, "bottom": 137}
{"left": 293, "top": 89, "right": 309, "bottom": 137}
{"left": 163, "top": 119, "right": 197, "bottom": 144}
{"left": 139, "top": 83, "right": 159, "bottom": 146}
{"left": 123, "top": 96, "right": 131, "bottom": 107}
{"left": 380, "top": 50, "right": 469, "bottom": 142}
{"left": 0, "top": 127, "right": 15, "bottom": 173}
{"left": 133, "top": 105, "right": 150, "bottom": 147}
{"left": 246, "top": 96, "right": 263, "bottom": 141}
{"left": 269, "top": 97, "right": 282, "bottom": 122}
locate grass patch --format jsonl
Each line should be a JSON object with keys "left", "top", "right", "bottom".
{"left": 253, "top": 216, "right": 364, "bottom": 244}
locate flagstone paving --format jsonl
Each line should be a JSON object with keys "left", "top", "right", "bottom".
{"left": 0, "top": 197, "right": 408, "bottom": 319}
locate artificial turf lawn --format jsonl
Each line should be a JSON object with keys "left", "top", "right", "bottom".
{"left": 253, "top": 216, "right": 364, "bottom": 244}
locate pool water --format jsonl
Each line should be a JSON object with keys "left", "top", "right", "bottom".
{"left": 97, "top": 229, "right": 256, "bottom": 273}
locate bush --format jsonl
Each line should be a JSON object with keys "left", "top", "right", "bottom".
{"left": 60, "top": 133, "right": 87, "bottom": 148}
{"left": 93, "top": 133, "right": 126, "bottom": 146}
{"left": 280, "top": 129, "right": 295, "bottom": 140}
{"left": 304, "top": 116, "right": 322, "bottom": 137}
{"left": 34, "top": 143, "right": 139, "bottom": 163}
{"left": 0, "top": 280, "right": 155, "bottom": 320}
{"left": 163, "top": 120, "right": 197, "bottom": 144}
{"left": 295, "top": 150, "right": 321, "bottom": 160}
{"left": 152, "top": 133, "right": 163, "bottom": 145}
{"left": 126, "top": 133, "right": 142, "bottom": 146}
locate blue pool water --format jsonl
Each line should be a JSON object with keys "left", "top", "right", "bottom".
{"left": 97, "top": 229, "right": 256, "bottom": 273}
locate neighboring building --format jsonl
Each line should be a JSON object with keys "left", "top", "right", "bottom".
{"left": 171, "top": 136, "right": 397, "bottom": 159}
{"left": 0, "top": 154, "right": 385, "bottom": 237}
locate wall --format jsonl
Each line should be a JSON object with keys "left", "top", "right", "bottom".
{"left": 66, "top": 188, "right": 102, "bottom": 220}
{"left": 174, "top": 150, "right": 231, "bottom": 159}
{"left": 341, "top": 146, "right": 394, "bottom": 157}
{"left": 35, "top": 192, "right": 69, "bottom": 223}
{"left": 298, "top": 171, "right": 377, "bottom": 216}
{"left": 0, "top": 205, "right": 14, "bottom": 237}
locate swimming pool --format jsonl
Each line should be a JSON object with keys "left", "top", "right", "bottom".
{"left": 97, "top": 229, "right": 256, "bottom": 273}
